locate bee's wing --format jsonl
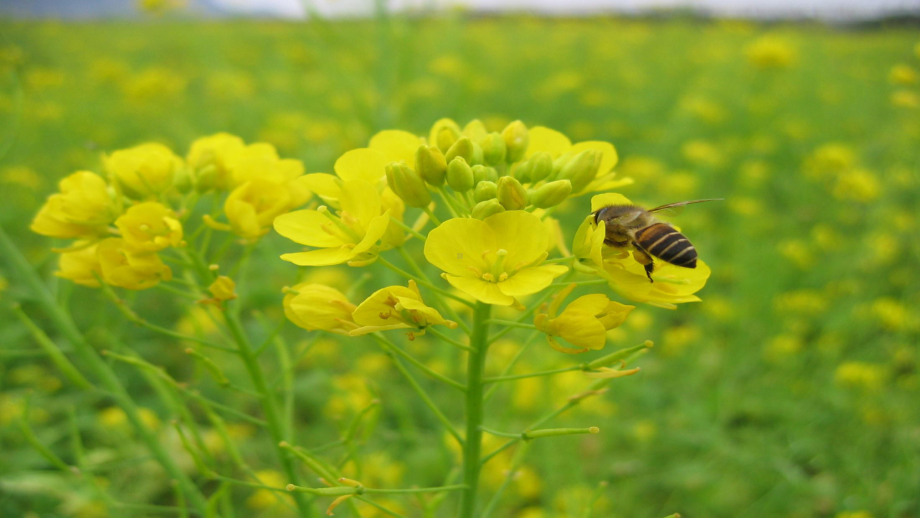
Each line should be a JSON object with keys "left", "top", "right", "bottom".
{"left": 647, "top": 198, "right": 723, "bottom": 216}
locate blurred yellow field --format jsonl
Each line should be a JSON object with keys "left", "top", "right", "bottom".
{"left": 1, "top": 10, "right": 919, "bottom": 518}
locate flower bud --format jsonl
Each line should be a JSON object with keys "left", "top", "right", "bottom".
{"left": 470, "top": 142, "right": 484, "bottom": 166}
{"left": 558, "top": 149, "right": 601, "bottom": 193}
{"left": 530, "top": 179, "right": 572, "bottom": 209}
{"left": 385, "top": 162, "right": 431, "bottom": 208}
{"left": 528, "top": 152, "right": 554, "bottom": 183}
{"left": 480, "top": 132, "right": 507, "bottom": 165}
{"left": 430, "top": 118, "right": 461, "bottom": 152}
{"left": 497, "top": 176, "right": 528, "bottom": 210}
{"left": 471, "top": 165, "right": 498, "bottom": 184}
{"left": 501, "top": 120, "right": 529, "bottom": 163}
{"left": 445, "top": 137, "right": 475, "bottom": 164}
{"left": 474, "top": 181, "right": 498, "bottom": 202}
{"left": 446, "top": 157, "right": 474, "bottom": 192}
{"left": 463, "top": 119, "right": 488, "bottom": 142}
{"left": 415, "top": 145, "right": 447, "bottom": 187}
{"left": 471, "top": 199, "right": 505, "bottom": 219}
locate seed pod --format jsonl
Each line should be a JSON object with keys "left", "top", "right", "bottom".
{"left": 415, "top": 145, "right": 447, "bottom": 187}
{"left": 446, "top": 157, "right": 474, "bottom": 193}
{"left": 386, "top": 162, "right": 431, "bottom": 208}
{"left": 530, "top": 179, "right": 572, "bottom": 208}
{"left": 497, "top": 176, "right": 528, "bottom": 210}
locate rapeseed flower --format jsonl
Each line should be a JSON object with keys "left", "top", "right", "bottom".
{"left": 274, "top": 180, "right": 390, "bottom": 266}
{"left": 351, "top": 280, "right": 457, "bottom": 336}
{"left": 55, "top": 243, "right": 103, "bottom": 287}
{"left": 523, "top": 126, "right": 628, "bottom": 195}
{"left": 535, "top": 283, "right": 633, "bottom": 353}
{"left": 424, "top": 211, "right": 568, "bottom": 306}
{"left": 31, "top": 171, "right": 119, "bottom": 239}
{"left": 114, "top": 201, "right": 183, "bottom": 253}
{"left": 104, "top": 143, "right": 183, "bottom": 198}
{"left": 96, "top": 237, "right": 172, "bottom": 290}
{"left": 282, "top": 283, "right": 357, "bottom": 335}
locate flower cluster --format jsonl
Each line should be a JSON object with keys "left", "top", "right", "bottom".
{"left": 31, "top": 135, "right": 310, "bottom": 289}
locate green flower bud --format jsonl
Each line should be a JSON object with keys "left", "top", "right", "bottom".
{"left": 445, "top": 137, "right": 475, "bottom": 164}
{"left": 558, "top": 149, "right": 601, "bottom": 193}
{"left": 474, "top": 180, "right": 498, "bottom": 202}
{"left": 530, "top": 179, "right": 572, "bottom": 208}
{"left": 480, "top": 132, "right": 507, "bottom": 165}
{"left": 470, "top": 142, "right": 484, "bottom": 166}
{"left": 471, "top": 199, "right": 505, "bottom": 220}
{"left": 446, "top": 157, "right": 474, "bottom": 192}
{"left": 471, "top": 165, "right": 498, "bottom": 184}
{"left": 415, "top": 145, "right": 447, "bottom": 187}
{"left": 386, "top": 162, "right": 431, "bottom": 208}
{"left": 501, "top": 120, "right": 529, "bottom": 163}
{"left": 528, "top": 152, "right": 554, "bottom": 183}
{"left": 173, "top": 166, "right": 194, "bottom": 194}
{"left": 430, "top": 118, "right": 461, "bottom": 152}
{"left": 513, "top": 159, "right": 534, "bottom": 183}
{"left": 463, "top": 119, "right": 488, "bottom": 142}
{"left": 496, "top": 176, "right": 528, "bottom": 210}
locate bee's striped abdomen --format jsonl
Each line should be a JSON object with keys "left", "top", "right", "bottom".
{"left": 634, "top": 223, "right": 697, "bottom": 268}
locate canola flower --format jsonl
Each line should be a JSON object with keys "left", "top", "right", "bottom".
{"left": 24, "top": 118, "right": 712, "bottom": 518}
{"left": 275, "top": 117, "right": 712, "bottom": 518}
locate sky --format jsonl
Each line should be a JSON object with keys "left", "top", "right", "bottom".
{"left": 0, "top": 0, "right": 918, "bottom": 20}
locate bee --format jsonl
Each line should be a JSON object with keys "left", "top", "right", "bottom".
{"left": 593, "top": 199, "right": 721, "bottom": 282}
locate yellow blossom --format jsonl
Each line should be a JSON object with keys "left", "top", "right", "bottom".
{"left": 31, "top": 171, "right": 119, "bottom": 239}
{"left": 835, "top": 362, "right": 886, "bottom": 391}
{"left": 186, "top": 132, "right": 246, "bottom": 191}
{"left": 225, "top": 142, "right": 306, "bottom": 189}
{"left": 104, "top": 143, "right": 184, "bottom": 198}
{"left": 889, "top": 64, "right": 918, "bottom": 85}
{"left": 535, "top": 283, "right": 633, "bottom": 353}
{"left": 283, "top": 283, "right": 357, "bottom": 335}
{"left": 833, "top": 169, "right": 881, "bottom": 202}
{"left": 221, "top": 178, "right": 298, "bottom": 240}
{"left": 208, "top": 276, "right": 237, "bottom": 301}
{"left": 744, "top": 36, "right": 796, "bottom": 69}
{"left": 523, "top": 126, "right": 630, "bottom": 194}
{"left": 424, "top": 210, "right": 568, "bottom": 306}
{"left": 55, "top": 242, "right": 103, "bottom": 287}
{"left": 115, "top": 201, "right": 183, "bottom": 253}
{"left": 96, "top": 237, "right": 172, "bottom": 290}
{"left": 350, "top": 280, "right": 457, "bottom": 336}
{"left": 274, "top": 180, "right": 390, "bottom": 266}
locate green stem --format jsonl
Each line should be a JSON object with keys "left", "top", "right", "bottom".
{"left": 224, "top": 309, "right": 315, "bottom": 517}
{"left": 459, "top": 302, "right": 492, "bottom": 518}
{"left": 378, "top": 255, "right": 474, "bottom": 308}
{"left": 0, "top": 224, "right": 210, "bottom": 513}
{"left": 483, "top": 319, "right": 536, "bottom": 330}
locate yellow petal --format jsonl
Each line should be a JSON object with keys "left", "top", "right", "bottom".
{"left": 553, "top": 313, "right": 608, "bottom": 350}
{"left": 340, "top": 180, "right": 382, "bottom": 229}
{"left": 483, "top": 210, "right": 551, "bottom": 269}
{"left": 424, "top": 218, "right": 494, "bottom": 277}
{"left": 302, "top": 173, "right": 343, "bottom": 203}
{"left": 525, "top": 126, "right": 572, "bottom": 158}
{"left": 273, "top": 210, "right": 346, "bottom": 247}
{"left": 444, "top": 275, "right": 514, "bottom": 306}
{"left": 351, "top": 212, "right": 390, "bottom": 255}
{"left": 369, "top": 130, "right": 423, "bottom": 166}
{"left": 335, "top": 148, "right": 388, "bottom": 184}
{"left": 590, "top": 193, "right": 633, "bottom": 212}
{"left": 563, "top": 294, "right": 611, "bottom": 315}
{"left": 498, "top": 264, "right": 568, "bottom": 297}
{"left": 280, "top": 247, "right": 357, "bottom": 266}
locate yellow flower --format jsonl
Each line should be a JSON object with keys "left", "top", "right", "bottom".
{"left": 246, "top": 470, "right": 293, "bottom": 511}
{"left": 274, "top": 180, "right": 391, "bottom": 266}
{"left": 573, "top": 194, "right": 711, "bottom": 309}
{"left": 104, "top": 143, "right": 184, "bottom": 198}
{"left": 55, "top": 242, "right": 103, "bottom": 287}
{"left": 222, "top": 178, "right": 298, "bottom": 240}
{"left": 535, "top": 283, "right": 633, "bottom": 353}
{"left": 115, "top": 201, "right": 183, "bottom": 253}
{"left": 96, "top": 237, "right": 172, "bottom": 290}
{"left": 889, "top": 64, "right": 918, "bottom": 85}
{"left": 208, "top": 276, "right": 237, "bottom": 301}
{"left": 833, "top": 169, "right": 881, "bottom": 202}
{"left": 283, "top": 283, "right": 357, "bottom": 335}
{"left": 31, "top": 171, "right": 119, "bottom": 239}
{"left": 369, "top": 129, "right": 424, "bottom": 166}
{"left": 523, "top": 126, "right": 629, "bottom": 195}
{"left": 835, "top": 362, "right": 886, "bottom": 392}
{"left": 424, "top": 210, "right": 568, "bottom": 306}
{"left": 744, "top": 36, "right": 796, "bottom": 69}
{"left": 350, "top": 280, "right": 457, "bottom": 336}
{"left": 186, "top": 132, "right": 246, "bottom": 191}
{"left": 225, "top": 142, "right": 306, "bottom": 189}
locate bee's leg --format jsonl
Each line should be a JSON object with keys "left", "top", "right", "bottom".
{"left": 632, "top": 246, "right": 655, "bottom": 283}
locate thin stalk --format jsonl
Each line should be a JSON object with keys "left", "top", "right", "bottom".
{"left": 395, "top": 245, "right": 471, "bottom": 333}
{"left": 224, "top": 309, "right": 315, "bottom": 517}
{"left": 483, "top": 319, "right": 536, "bottom": 330}
{"left": 0, "top": 224, "right": 210, "bottom": 513}
{"left": 378, "top": 256, "right": 474, "bottom": 308}
{"left": 458, "top": 302, "right": 492, "bottom": 518}
{"left": 375, "top": 334, "right": 466, "bottom": 391}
